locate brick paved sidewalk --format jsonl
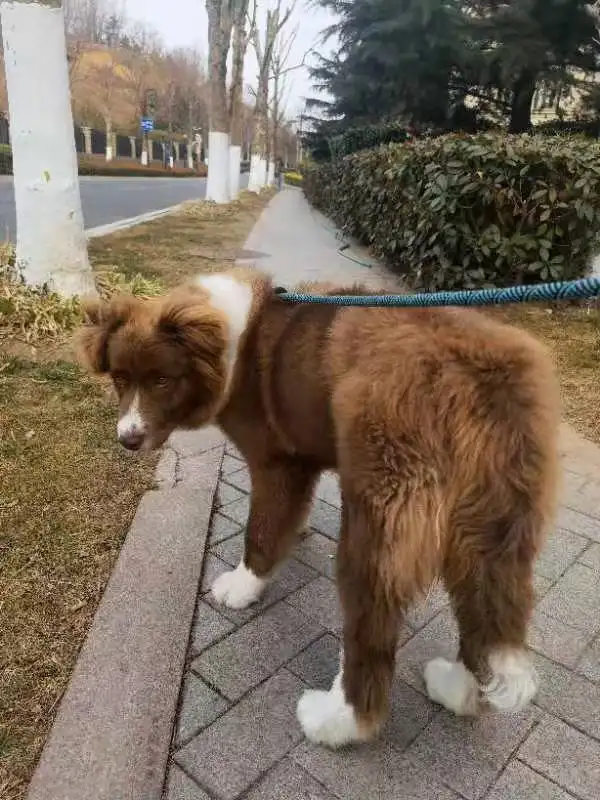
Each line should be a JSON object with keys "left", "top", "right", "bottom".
{"left": 162, "top": 190, "right": 600, "bottom": 800}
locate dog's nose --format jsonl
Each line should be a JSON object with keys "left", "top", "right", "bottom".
{"left": 118, "top": 430, "right": 145, "bottom": 451}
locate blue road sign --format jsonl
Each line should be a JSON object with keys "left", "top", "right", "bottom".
{"left": 141, "top": 117, "right": 154, "bottom": 133}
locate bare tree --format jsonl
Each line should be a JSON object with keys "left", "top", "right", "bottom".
{"left": 228, "top": 0, "right": 251, "bottom": 197}
{"left": 248, "top": 0, "right": 294, "bottom": 192}
{"left": 205, "top": 0, "right": 234, "bottom": 202}
{"left": 0, "top": 0, "right": 95, "bottom": 296}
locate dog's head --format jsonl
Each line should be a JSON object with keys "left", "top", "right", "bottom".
{"left": 78, "top": 289, "right": 229, "bottom": 452}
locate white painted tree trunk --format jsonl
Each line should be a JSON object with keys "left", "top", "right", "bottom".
{"left": 267, "top": 160, "right": 276, "bottom": 185}
{"left": 0, "top": 0, "right": 95, "bottom": 296}
{"left": 229, "top": 144, "right": 241, "bottom": 199}
{"left": 187, "top": 147, "right": 194, "bottom": 170}
{"left": 206, "top": 130, "right": 230, "bottom": 204}
{"left": 248, "top": 154, "right": 267, "bottom": 193}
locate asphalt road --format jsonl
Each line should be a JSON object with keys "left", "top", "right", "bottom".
{"left": 0, "top": 174, "right": 249, "bottom": 241}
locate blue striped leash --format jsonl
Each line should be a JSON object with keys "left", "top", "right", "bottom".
{"left": 276, "top": 276, "right": 600, "bottom": 307}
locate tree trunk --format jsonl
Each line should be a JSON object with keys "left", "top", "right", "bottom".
{"left": 105, "top": 118, "right": 113, "bottom": 161}
{"left": 228, "top": 4, "right": 249, "bottom": 199}
{"left": 206, "top": 0, "right": 232, "bottom": 203}
{"left": 248, "top": 73, "right": 268, "bottom": 192}
{"left": 0, "top": 0, "right": 95, "bottom": 296}
{"left": 509, "top": 70, "right": 537, "bottom": 134}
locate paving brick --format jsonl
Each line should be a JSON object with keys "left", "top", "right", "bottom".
{"left": 307, "top": 499, "right": 340, "bottom": 540}
{"left": 210, "top": 531, "right": 245, "bottom": 565}
{"left": 563, "top": 478, "right": 600, "bottom": 521}
{"left": 244, "top": 758, "right": 338, "bottom": 800}
{"left": 200, "top": 554, "right": 231, "bottom": 594}
{"left": 207, "top": 513, "right": 242, "bottom": 547}
{"left": 225, "top": 442, "right": 243, "bottom": 458}
{"left": 169, "top": 427, "right": 224, "bottom": 457}
{"left": 295, "top": 532, "right": 337, "bottom": 579}
{"left": 287, "top": 633, "right": 340, "bottom": 688}
{"left": 406, "top": 584, "right": 449, "bottom": 631}
{"left": 579, "top": 542, "right": 600, "bottom": 570}
{"left": 577, "top": 635, "right": 600, "bottom": 683}
{"left": 535, "top": 527, "right": 589, "bottom": 581}
{"left": 384, "top": 678, "right": 435, "bottom": 749}
{"left": 190, "top": 601, "right": 235, "bottom": 655}
{"left": 219, "top": 495, "right": 251, "bottom": 526}
{"left": 274, "top": 558, "right": 319, "bottom": 593}
{"left": 223, "top": 468, "right": 252, "bottom": 493}
{"left": 287, "top": 576, "right": 342, "bottom": 633}
{"left": 155, "top": 447, "right": 177, "bottom": 490}
{"left": 221, "top": 454, "right": 244, "bottom": 476}
{"left": 191, "top": 602, "right": 323, "bottom": 700}
{"left": 164, "top": 765, "right": 211, "bottom": 800}
{"left": 204, "top": 578, "right": 290, "bottom": 626}
{"left": 533, "top": 573, "right": 553, "bottom": 602}
{"left": 176, "top": 670, "right": 305, "bottom": 800}
{"left": 528, "top": 608, "right": 593, "bottom": 668}
{"left": 396, "top": 608, "right": 460, "bottom": 694}
{"left": 537, "top": 563, "right": 600, "bottom": 635}
{"left": 215, "top": 482, "right": 245, "bottom": 508}
{"left": 175, "top": 674, "right": 228, "bottom": 746}
{"left": 556, "top": 506, "right": 600, "bottom": 543}
{"left": 518, "top": 716, "right": 600, "bottom": 800}
{"left": 485, "top": 760, "right": 575, "bottom": 800}
{"left": 533, "top": 652, "right": 600, "bottom": 739}
{"left": 405, "top": 705, "right": 540, "bottom": 800}
{"left": 293, "top": 741, "right": 460, "bottom": 800}
{"left": 315, "top": 472, "right": 342, "bottom": 509}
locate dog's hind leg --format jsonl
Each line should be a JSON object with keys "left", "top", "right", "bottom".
{"left": 297, "top": 486, "right": 436, "bottom": 748}
{"left": 212, "top": 459, "right": 317, "bottom": 609}
{"left": 426, "top": 510, "right": 543, "bottom": 717}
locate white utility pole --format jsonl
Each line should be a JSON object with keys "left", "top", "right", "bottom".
{"left": 0, "top": 0, "right": 95, "bottom": 296}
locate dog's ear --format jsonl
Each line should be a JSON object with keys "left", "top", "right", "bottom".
{"left": 158, "top": 298, "right": 227, "bottom": 395}
{"left": 77, "top": 295, "right": 136, "bottom": 373}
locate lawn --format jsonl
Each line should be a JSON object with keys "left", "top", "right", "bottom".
{"left": 0, "top": 189, "right": 274, "bottom": 800}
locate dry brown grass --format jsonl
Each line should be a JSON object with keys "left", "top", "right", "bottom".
{"left": 495, "top": 304, "right": 600, "bottom": 446}
{"left": 0, "top": 189, "right": 273, "bottom": 800}
{"left": 88, "top": 190, "right": 272, "bottom": 288}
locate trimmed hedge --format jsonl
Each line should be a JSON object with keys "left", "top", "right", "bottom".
{"left": 0, "top": 151, "right": 207, "bottom": 178}
{"left": 303, "top": 133, "right": 600, "bottom": 291}
{"left": 78, "top": 157, "right": 206, "bottom": 178}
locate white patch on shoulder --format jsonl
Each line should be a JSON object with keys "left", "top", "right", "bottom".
{"left": 195, "top": 274, "right": 253, "bottom": 392}
{"left": 297, "top": 655, "right": 365, "bottom": 748}
{"left": 424, "top": 658, "right": 479, "bottom": 715}
{"left": 117, "top": 392, "right": 146, "bottom": 438}
{"left": 211, "top": 560, "right": 266, "bottom": 609}
{"left": 482, "top": 649, "right": 538, "bottom": 712}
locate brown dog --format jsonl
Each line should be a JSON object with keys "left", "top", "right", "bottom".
{"left": 79, "top": 269, "right": 560, "bottom": 748}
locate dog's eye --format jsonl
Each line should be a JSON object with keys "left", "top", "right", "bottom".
{"left": 156, "top": 376, "right": 170, "bottom": 388}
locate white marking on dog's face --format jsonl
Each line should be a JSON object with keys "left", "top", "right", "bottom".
{"left": 117, "top": 392, "right": 147, "bottom": 450}
{"left": 195, "top": 274, "right": 253, "bottom": 394}
{"left": 296, "top": 652, "right": 365, "bottom": 748}
{"left": 424, "top": 657, "right": 479, "bottom": 715}
{"left": 211, "top": 560, "right": 266, "bottom": 609}
{"left": 482, "top": 649, "right": 538, "bottom": 712}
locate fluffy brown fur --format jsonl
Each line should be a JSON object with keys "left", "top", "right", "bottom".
{"left": 78, "top": 269, "right": 560, "bottom": 745}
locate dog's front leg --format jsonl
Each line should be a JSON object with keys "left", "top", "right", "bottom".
{"left": 211, "top": 460, "right": 317, "bottom": 609}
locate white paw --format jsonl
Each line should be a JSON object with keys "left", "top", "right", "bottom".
{"left": 211, "top": 562, "right": 266, "bottom": 609}
{"left": 482, "top": 650, "right": 538, "bottom": 712}
{"left": 424, "top": 657, "right": 479, "bottom": 716}
{"left": 296, "top": 681, "right": 362, "bottom": 748}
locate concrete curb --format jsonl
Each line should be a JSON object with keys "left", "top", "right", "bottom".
{"left": 86, "top": 203, "right": 189, "bottom": 238}
{"left": 27, "top": 427, "right": 225, "bottom": 800}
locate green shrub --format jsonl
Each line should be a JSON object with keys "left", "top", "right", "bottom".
{"left": 78, "top": 157, "right": 206, "bottom": 178}
{"left": 303, "top": 133, "right": 600, "bottom": 291}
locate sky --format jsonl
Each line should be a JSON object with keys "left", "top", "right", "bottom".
{"left": 122, "top": 0, "right": 338, "bottom": 120}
